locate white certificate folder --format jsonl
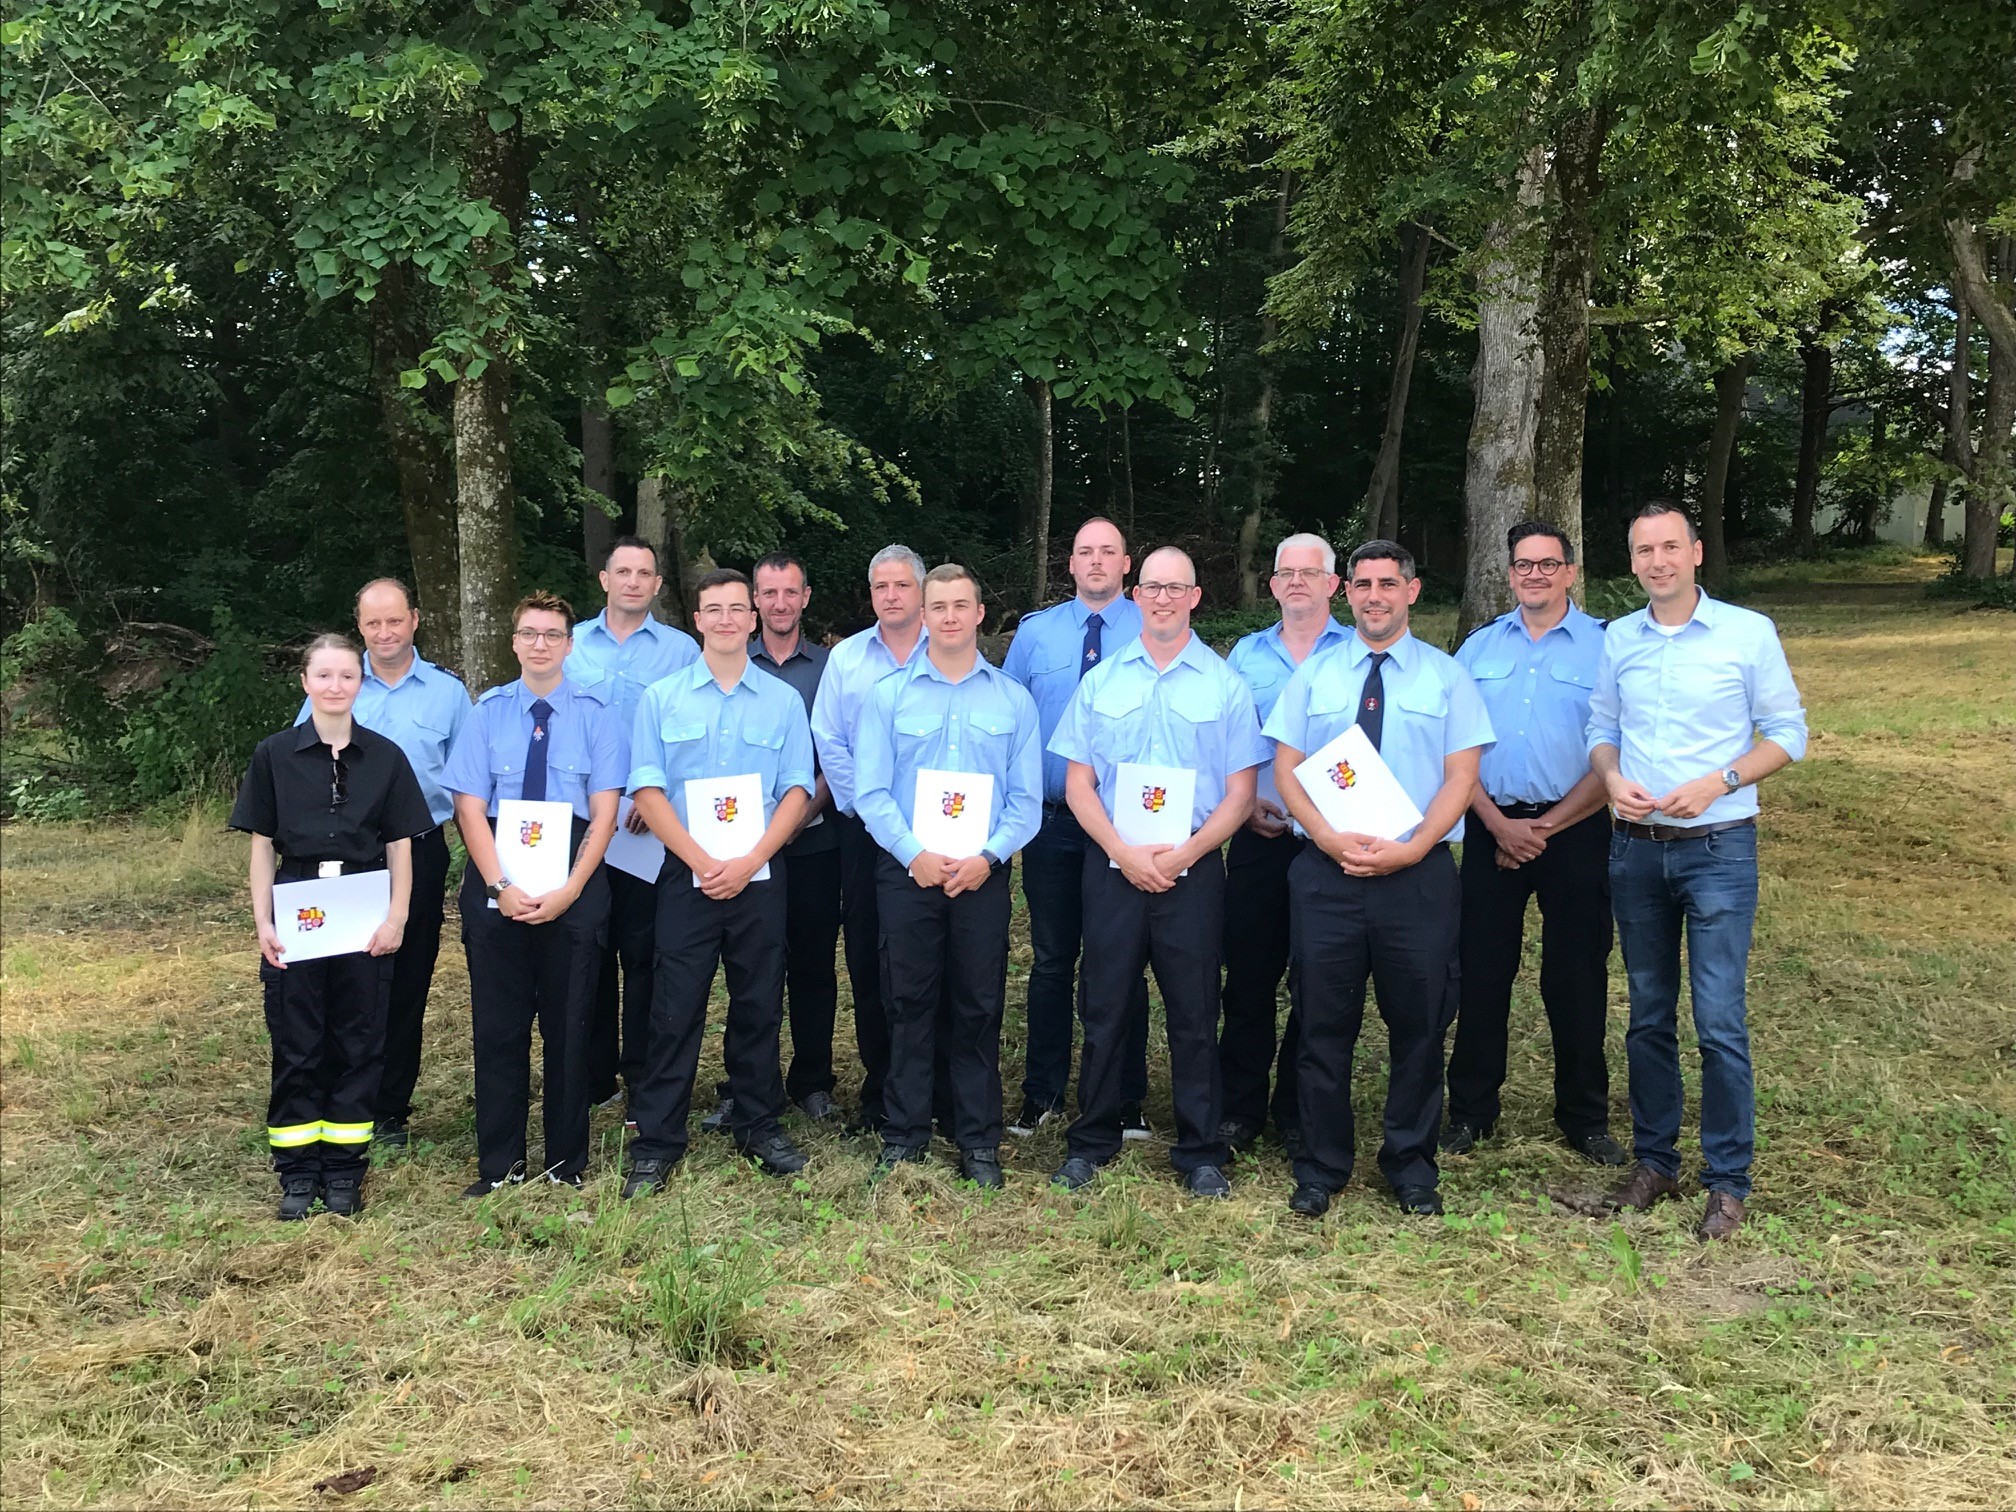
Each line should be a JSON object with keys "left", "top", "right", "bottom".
{"left": 910, "top": 768, "right": 994, "bottom": 859}
{"left": 603, "top": 797, "right": 668, "bottom": 883}
{"left": 683, "top": 773, "right": 770, "bottom": 886}
{"left": 271, "top": 871, "right": 390, "bottom": 962}
{"left": 1290, "top": 724, "right": 1426, "bottom": 841}
{"left": 495, "top": 799, "right": 577, "bottom": 896}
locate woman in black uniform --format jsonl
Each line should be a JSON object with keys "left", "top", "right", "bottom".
{"left": 231, "top": 633, "right": 434, "bottom": 1219}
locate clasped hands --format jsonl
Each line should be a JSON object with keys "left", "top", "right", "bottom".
{"left": 1605, "top": 770, "right": 1726, "bottom": 825}
{"left": 908, "top": 851, "right": 994, "bottom": 897}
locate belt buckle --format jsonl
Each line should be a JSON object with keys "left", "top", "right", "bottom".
{"left": 318, "top": 861, "right": 344, "bottom": 879}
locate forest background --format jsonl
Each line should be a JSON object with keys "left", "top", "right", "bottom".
{"left": 2, "top": 0, "right": 2012, "bottom": 812}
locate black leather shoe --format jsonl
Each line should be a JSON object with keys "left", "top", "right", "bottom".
{"left": 960, "top": 1149, "right": 1006, "bottom": 1189}
{"left": 1050, "top": 1156, "right": 1099, "bottom": 1191}
{"left": 1217, "top": 1117, "right": 1261, "bottom": 1151}
{"left": 1288, "top": 1183, "right": 1331, "bottom": 1218}
{"left": 462, "top": 1162, "right": 527, "bottom": 1199}
{"left": 1439, "top": 1120, "right": 1487, "bottom": 1156}
{"left": 797, "top": 1090, "right": 839, "bottom": 1123}
{"left": 875, "top": 1142, "right": 929, "bottom": 1176}
{"left": 1184, "top": 1165, "right": 1231, "bottom": 1199}
{"left": 373, "top": 1116, "right": 410, "bottom": 1151}
{"left": 743, "top": 1134, "right": 807, "bottom": 1176}
{"left": 1569, "top": 1131, "right": 1629, "bottom": 1167}
{"left": 700, "top": 1096, "right": 734, "bottom": 1135}
{"left": 322, "top": 1176, "right": 364, "bottom": 1216}
{"left": 621, "top": 1157, "right": 673, "bottom": 1198}
{"left": 1394, "top": 1184, "right": 1444, "bottom": 1217}
{"left": 277, "top": 1174, "right": 320, "bottom": 1221}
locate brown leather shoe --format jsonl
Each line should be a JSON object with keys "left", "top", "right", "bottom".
{"left": 1604, "top": 1163, "right": 1681, "bottom": 1212}
{"left": 1696, "top": 1190, "right": 1746, "bottom": 1241}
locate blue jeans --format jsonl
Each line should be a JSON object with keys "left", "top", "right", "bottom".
{"left": 1020, "top": 806, "right": 1148, "bottom": 1111}
{"left": 1609, "top": 823, "right": 1759, "bottom": 1197}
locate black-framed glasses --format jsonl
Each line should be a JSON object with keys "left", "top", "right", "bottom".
{"left": 1511, "top": 557, "right": 1567, "bottom": 577}
{"left": 1135, "top": 582, "right": 1196, "bottom": 599}
{"left": 330, "top": 754, "right": 349, "bottom": 808}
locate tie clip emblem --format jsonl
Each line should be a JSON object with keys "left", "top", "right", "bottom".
{"left": 532, "top": 727, "right": 546, "bottom": 741}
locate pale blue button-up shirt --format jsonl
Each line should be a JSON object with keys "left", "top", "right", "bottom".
{"left": 440, "top": 678, "right": 626, "bottom": 822}
{"left": 627, "top": 659, "right": 815, "bottom": 832}
{"left": 1226, "top": 615, "right": 1351, "bottom": 723}
{"left": 1455, "top": 605, "right": 1607, "bottom": 805}
{"left": 809, "top": 622, "right": 929, "bottom": 816}
{"left": 295, "top": 654, "right": 471, "bottom": 826}
{"left": 1002, "top": 595, "right": 1145, "bottom": 803}
{"left": 1585, "top": 589, "right": 1808, "bottom": 828}
{"left": 563, "top": 611, "right": 700, "bottom": 760}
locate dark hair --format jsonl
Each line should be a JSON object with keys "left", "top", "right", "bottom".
{"left": 354, "top": 577, "right": 414, "bottom": 614}
{"left": 511, "top": 590, "right": 576, "bottom": 631}
{"left": 300, "top": 632, "right": 363, "bottom": 674}
{"left": 693, "top": 567, "right": 752, "bottom": 606}
{"left": 1630, "top": 499, "right": 1699, "bottom": 543}
{"left": 1072, "top": 515, "right": 1129, "bottom": 554}
{"left": 752, "top": 552, "right": 808, "bottom": 585}
{"left": 1347, "top": 538, "right": 1417, "bottom": 580}
{"left": 923, "top": 562, "right": 981, "bottom": 595}
{"left": 1506, "top": 520, "right": 1575, "bottom": 565}
{"left": 603, "top": 535, "right": 659, "bottom": 570}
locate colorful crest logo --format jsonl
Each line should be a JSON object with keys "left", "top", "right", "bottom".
{"left": 1142, "top": 785, "right": 1167, "bottom": 812}
{"left": 519, "top": 820, "right": 543, "bottom": 847}
{"left": 942, "top": 792, "right": 966, "bottom": 818}
{"left": 296, "top": 907, "right": 326, "bottom": 931}
{"left": 1329, "top": 761, "right": 1358, "bottom": 791}
{"left": 714, "top": 796, "right": 739, "bottom": 823}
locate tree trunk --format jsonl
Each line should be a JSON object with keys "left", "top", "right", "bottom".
{"left": 1790, "top": 339, "right": 1832, "bottom": 557}
{"left": 1532, "top": 105, "right": 1607, "bottom": 570}
{"left": 1459, "top": 147, "right": 1547, "bottom": 638}
{"left": 1025, "top": 375, "right": 1054, "bottom": 605}
{"left": 1967, "top": 319, "right": 2015, "bottom": 579}
{"left": 1927, "top": 283, "right": 1971, "bottom": 549}
{"left": 1362, "top": 222, "right": 1432, "bottom": 541}
{"left": 367, "top": 264, "right": 462, "bottom": 665}
{"left": 635, "top": 475, "right": 695, "bottom": 628}
{"left": 1237, "top": 172, "right": 1293, "bottom": 609}
{"left": 1699, "top": 352, "right": 1753, "bottom": 593}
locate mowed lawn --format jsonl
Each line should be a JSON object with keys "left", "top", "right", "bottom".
{"left": 2, "top": 558, "right": 2011, "bottom": 1510}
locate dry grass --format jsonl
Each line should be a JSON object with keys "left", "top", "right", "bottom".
{"left": 3, "top": 557, "right": 2012, "bottom": 1509}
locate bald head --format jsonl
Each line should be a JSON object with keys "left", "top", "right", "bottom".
{"left": 1139, "top": 546, "right": 1195, "bottom": 585}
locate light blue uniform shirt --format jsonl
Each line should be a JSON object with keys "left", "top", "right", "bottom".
{"left": 1226, "top": 615, "right": 1351, "bottom": 723}
{"left": 627, "top": 658, "right": 815, "bottom": 833}
{"left": 1585, "top": 589, "right": 1807, "bottom": 828}
{"left": 1003, "top": 594, "right": 1145, "bottom": 802}
{"left": 563, "top": 610, "right": 700, "bottom": 759}
{"left": 441, "top": 678, "right": 626, "bottom": 822}
{"left": 1455, "top": 605, "right": 1607, "bottom": 805}
{"left": 854, "top": 654, "right": 1044, "bottom": 868}
{"left": 295, "top": 654, "right": 471, "bottom": 826}
{"left": 1264, "top": 631, "right": 1495, "bottom": 844}
{"left": 1049, "top": 634, "right": 1271, "bottom": 831}
{"left": 810, "top": 623, "right": 929, "bottom": 816}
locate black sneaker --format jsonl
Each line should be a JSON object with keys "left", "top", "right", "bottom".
{"left": 797, "top": 1090, "right": 839, "bottom": 1123}
{"left": 277, "top": 1174, "right": 320, "bottom": 1222}
{"left": 1394, "top": 1184, "right": 1444, "bottom": 1217}
{"left": 545, "top": 1169, "right": 585, "bottom": 1189}
{"left": 461, "top": 1162, "right": 527, "bottom": 1200}
{"left": 874, "top": 1142, "right": 929, "bottom": 1177}
{"left": 1050, "top": 1156, "right": 1100, "bottom": 1191}
{"left": 373, "top": 1117, "right": 411, "bottom": 1152}
{"left": 1007, "top": 1098, "right": 1061, "bottom": 1137}
{"left": 1217, "top": 1117, "right": 1262, "bottom": 1151}
{"left": 1119, "top": 1102, "right": 1152, "bottom": 1141}
{"left": 960, "top": 1149, "right": 1005, "bottom": 1189}
{"left": 743, "top": 1133, "right": 808, "bottom": 1176}
{"left": 1568, "top": 1131, "right": 1629, "bottom": 1167}
{"left": 1439, "top": 1120, "right": 1488, "bottom": 1156}
{"left": 700, "top": 1096, "right": 734, "bottom": 1135}
{"left": 322, "top": 1176, "right": 365, "bottom": 1217}
{"left": 1184, "top": 1165, "right": 1231, "bottom": 1199}
{"left": 1288, "top": 1182, "right": 1331, "bottom": 1218}
{"left": 621, "top": 1157, "right": 674, "bottom": 1199}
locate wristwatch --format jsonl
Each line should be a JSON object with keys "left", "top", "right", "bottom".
{"left": 485, "top": 878, "right": 509, "bottom": 901}
{"left": 1721, "top": 768, "right": 1742, "bottom": 793}
{"left": 981, "top": 850, "right": 1002, "bottom": 870}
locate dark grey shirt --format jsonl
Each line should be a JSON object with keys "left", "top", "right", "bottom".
{"left": 749, "top": 632, "right": 838, "bottom": 855}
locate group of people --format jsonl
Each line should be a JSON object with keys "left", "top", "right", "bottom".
{"left": 232, "top": 501, "right": 1806, "bottom": 1241}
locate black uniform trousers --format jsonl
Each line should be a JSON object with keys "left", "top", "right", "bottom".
{"left": 460, "top": 846, "right": 608, "bottom": 1182}
{"left": 260, "top": 949, "right": 393, "bottom": 1180}
{"left": 629, "top": 859, "right": 789, "bottom": 1164}
{"left": 1447, "top": 806, "right": 1613, "bottom": 1138}
{"left": 589, "top": 865, "right": 658, "bottom": 1104}
{"left": 874, "top": 853, "right": 1012, "bottom": 1152}
{"left": 836, "top": 812, "right": 895, "bottom": 1123}
{"left": 1217, "top": 827, "right": 1304, "bottom": 1132}
{"left": 374, "top": 826, "right": 451, "bottom": 1125}
{"left": 1290, "top": 841, "right": 1461, "bottom": 1193}
{"left": 783, "top": 844, "right": 844, "bottom": 1102}
{"left": 1069, "top": 849, "right": 1230, "bottom": 1174}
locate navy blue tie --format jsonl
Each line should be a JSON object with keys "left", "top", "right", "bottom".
{"left": 1080, "top": 612, "right": 1105, "bottom": 681}
{"left": 1356, "top": 653, "right": 1388, "bottom": 752}
{"left": 523, "top": 698, "right": 553, "bottom": 802}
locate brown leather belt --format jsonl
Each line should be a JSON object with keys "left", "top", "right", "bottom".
{"left": 1611, "top": 817, "right": 1754, "bottom": 843}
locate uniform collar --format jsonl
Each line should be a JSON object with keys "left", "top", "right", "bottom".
{"left": 585, "top": 608, "right": 671, "bottom": 645}
{"left": 363, "top": 652, "right": 439, "bottom": 690}
{"left": 1112, "top": 630, "right": 1210, "bottom": 675}
{"left": 750, "top": 631, "right": 816, "bottom": 667}
{"left": 1265, "top": 614, "right": 1348, "bottom": 654}
{"left": 679, "top": 654, "right": 761, "bottom": 696}
{"left": 1069, "top": 595, "right": 1128, "bottom": 628}
{"left": 1496, "top": 603, "right": 1597, "bottom": 641}
{"left": 913, "top": 649, "right": 997, "bottom": 686}
{"left": 1636, "top": 587, "right": 1716, "bottom": 634}
{"left": 862, "top": 621, "right": 927, "bottom": 665}
{"left": 1347, "top": 629, "right": 1417, "bottom": 668}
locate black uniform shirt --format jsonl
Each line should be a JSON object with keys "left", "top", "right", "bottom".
{"left": 749, "top": 631, "right": 839, "bottom": 856}
{"left": 230, "top": 721, "right": 434, "bottom": 865}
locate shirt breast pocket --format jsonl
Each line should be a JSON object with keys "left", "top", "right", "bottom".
{"left": 1470, "top": 659, "right": 1515, "bottom": 685}
{"left": 894, "top": 712, "right": 944, "bottom": 759}
{"left": 965, "top": 707, "right": 1017, "bottom": 756}
{"left": 1394, "top": 683, "right": 1449, "bottom": 722}
{"left": 738, "top": 723, "right": 786, "bottom": 768}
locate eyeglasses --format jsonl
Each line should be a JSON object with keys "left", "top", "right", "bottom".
{"left": 330, "top": 754, "right": 349, "bottom": 809}
{"left": 513, "top": 629, "right": 571, "bottom": 646}
{"left": 1272, "top": 567, "right": 1332, "bottom": 584}
{"left": 1135, "top": 582, "right": 1195, "bottom": 600}
{"left": 1510, "top": 558, "right": 1567, "bottom": 577}
{"left": 695, "top": 603, "right": 752, "bottom": 620}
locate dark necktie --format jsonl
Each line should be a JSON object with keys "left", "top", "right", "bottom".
{"left": 1080, "top": 612, "right": 1105, "bottom": 680}
{"left": 523, "top": 697, "right": 553, "bottom": 802}
{"left": 1356, "top": 652, "right": 1389, "bottom": 751}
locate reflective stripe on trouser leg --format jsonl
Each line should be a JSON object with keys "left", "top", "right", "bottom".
{"left": 267, "top": 1121, "right": 323, "bottom": 1148}
{"left": 320, "top": 1120, "right": 375, "bottom": 1145}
